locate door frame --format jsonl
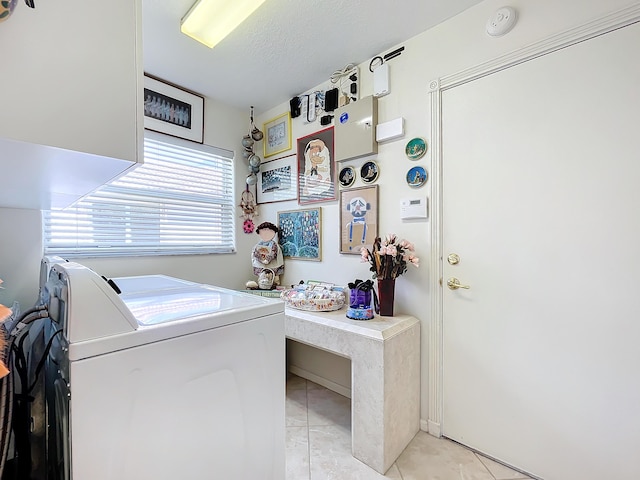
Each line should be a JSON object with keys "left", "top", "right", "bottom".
{"left": 425, "top": 4, "right": 640, "bottom": 438}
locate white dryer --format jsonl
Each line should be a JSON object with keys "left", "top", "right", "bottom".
{"left": 44, "top": 261, "right": 284, "bottom": 480}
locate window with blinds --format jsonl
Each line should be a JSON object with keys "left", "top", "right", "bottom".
{"left": 43, "top": 132, "right": 236, "bottom": 257}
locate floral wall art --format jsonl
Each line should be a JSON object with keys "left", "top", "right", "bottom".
{"left": 277, "top": 208, "right": 322, "bottom": 261}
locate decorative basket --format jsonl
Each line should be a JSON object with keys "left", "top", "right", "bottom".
{"left": 280, "top": 284, "right": 346, "bottom": 312}
{"left": 258, "top": 268, "right": 275, "bottom": 290}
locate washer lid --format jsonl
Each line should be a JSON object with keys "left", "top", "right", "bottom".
{"left": 120, "top": 284, "right": 271, "bottom": 326}
{"left": 111, "top": 274, "right": 196, "bottom": 294}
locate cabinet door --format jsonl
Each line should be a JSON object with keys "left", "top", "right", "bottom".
{"left": 0, "top": 0, "right": 142, "bottom": 163}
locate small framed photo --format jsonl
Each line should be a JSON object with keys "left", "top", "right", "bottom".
{"left": 297, "top": 127, "right": 336, "bottom": 205}
{"left": 257, "top": 154, "right": 297, "bottom": 204}
{"left": 263, "top": 112, "right": 292, "bottom": 158}
{"left": 277, "top": 208, "right": 322, "bottom": 261}
{"left": 143, "top": 74, "right": 204, "bottom": 143}
{"left": 339, "top": 185, "right": 379, "bottom": 255}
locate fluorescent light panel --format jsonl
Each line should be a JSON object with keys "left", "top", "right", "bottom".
{"left": 181, "top": 0, "right": 267, "bottom": 48}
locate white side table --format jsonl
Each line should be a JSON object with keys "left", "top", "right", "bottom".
{"left": 285, "top": 307, "right": 420, "bottom": 474}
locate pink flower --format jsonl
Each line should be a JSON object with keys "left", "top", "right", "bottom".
{"left": 365, "top": 234, "right": 420, "bottom": 279}
{"left": 243, "top": 219, "right": 255, "bottom": 234}
{"left": 399, "top": 239, "right": 415, "bottom": 251}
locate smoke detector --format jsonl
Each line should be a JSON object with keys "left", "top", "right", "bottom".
{"left": 486, "top": 7, "right": 517, "bottom": 37}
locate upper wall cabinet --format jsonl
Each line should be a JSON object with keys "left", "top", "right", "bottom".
{"left": 0, "top": 0, "right": 143, "bottom": 210}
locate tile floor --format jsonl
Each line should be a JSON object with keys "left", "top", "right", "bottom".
{"left": 286, "top": 374, "right": 535, "bottom": 480}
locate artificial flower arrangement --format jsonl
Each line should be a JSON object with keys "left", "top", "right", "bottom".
{"left": 360, "top": 234, "right": 420, "bottom": 279}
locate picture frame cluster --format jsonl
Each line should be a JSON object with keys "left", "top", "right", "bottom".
{"left": 257, "top": 126, "right": 339, "bottom": 207}
{"left": 256, "top": 120, "right": 383, "bottom": 258}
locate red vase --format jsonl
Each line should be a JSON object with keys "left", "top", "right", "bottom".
{"left": 377, "top": 278, "right": 396, "bottom": 316}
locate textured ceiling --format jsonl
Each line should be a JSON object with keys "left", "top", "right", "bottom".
{"left": 142, "top": 0, "right": 483, "bottom": 115}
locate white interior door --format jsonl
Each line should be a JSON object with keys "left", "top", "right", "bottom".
{"left": 441, "top": 22, "right": 640, "bottom": 480}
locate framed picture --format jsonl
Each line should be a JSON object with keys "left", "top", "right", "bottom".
{"left": 277, "top": 208, "right": 322, "bottom": 261}
{"left": 256, "top": 154, "right": 297, "bottom": 204}
{"left": 143, "top": 74, "right": 204, "bottom": 143}
{"left": 263, "top": 112, "right": 292, "bottom": 158}
{"left": 297, "top": 127, "right": 336, "bottom": 205}
{"left": 339, "top": 185, "right": 378, "bottom": 255}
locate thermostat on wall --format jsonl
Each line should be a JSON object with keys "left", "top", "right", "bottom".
{"left": 400, "top": 197, "right": 428, "bottom": 220}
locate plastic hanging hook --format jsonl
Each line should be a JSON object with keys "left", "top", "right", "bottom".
{"left": 250, "top": 106, "right": 264, "bottom": 141}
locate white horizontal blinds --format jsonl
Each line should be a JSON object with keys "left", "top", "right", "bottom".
{"left": 43, "top": 134, "right": 235, "bottom": 257}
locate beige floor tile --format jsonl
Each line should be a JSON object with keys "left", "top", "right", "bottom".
{"left": 287, "top": 373, "right": 308, "bottom": 391}
{"left": 475, "top": 454, "right": 533, "bottom": 480}
{"left": 286, "top": 387, "right": 308, "bottom": 427}
{"left": 395, "top": 432, "right": 495, "bottom": 480}
{"left": 307, "top": 386, "right": 351, "bottom": 427}
{"left": 309, "top": 425, "right": 403, "bottom": 480}
{"left": 286, "top": 374, "right": 539, "bottom": 480}
{"left": 286, "top": 373, "right": 301, "bottom": 386}
{"left": 287, "top": 426, "right": 310, "bottom": 480}
{"left": 306, "top": 380, "right": 326, "bottom": 390}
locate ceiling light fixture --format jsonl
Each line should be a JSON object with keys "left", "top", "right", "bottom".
{"left": 180, "top": 0, "right": 267, "bottom": 48}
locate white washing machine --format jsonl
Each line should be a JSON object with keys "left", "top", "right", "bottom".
{"left": 44, "top": 261, "right": 285, "bottom": 480}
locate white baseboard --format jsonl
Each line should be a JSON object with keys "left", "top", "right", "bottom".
{"left": 288, "top": 365, "right": 352, "bottom": 399}
{"left": 426, "top": 419, "right": 441, "bottom": 437}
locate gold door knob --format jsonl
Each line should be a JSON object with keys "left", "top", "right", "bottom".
{"left": 447, "top": 253, "right": 460, "bottom": 265}
{"left": 447, "top": 277, "right": 470, "bottom": 290}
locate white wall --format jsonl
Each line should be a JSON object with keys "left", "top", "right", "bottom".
{"left": 254, "top": 0, "right": 638, "bottom": 422}
{"left": 0, "top": 208, "right": 44, "bottom": 309}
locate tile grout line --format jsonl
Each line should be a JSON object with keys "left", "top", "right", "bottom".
{"left": 305, "top": 379, "right": 311, "bottom": 480}
{"left": 474, "top": 450, "right": 535, "bottom": 480}
{"left": 396, "top": 461, "right": 406, "bottom": 480}
{"left": 473, "top": 452, "right": 498, "bottom": 480}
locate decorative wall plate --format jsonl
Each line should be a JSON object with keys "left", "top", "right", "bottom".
{"left": 339, "top": 166, "right": 356, "bottom": 187}
{"left": 360, "top": 161, "right": 379, "bottom": 183}
{"left": 406, "top": 166, "right": 427, "bottom": 188}
{"left": 405, "top": 137, "right": 427, "bottom": 160}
